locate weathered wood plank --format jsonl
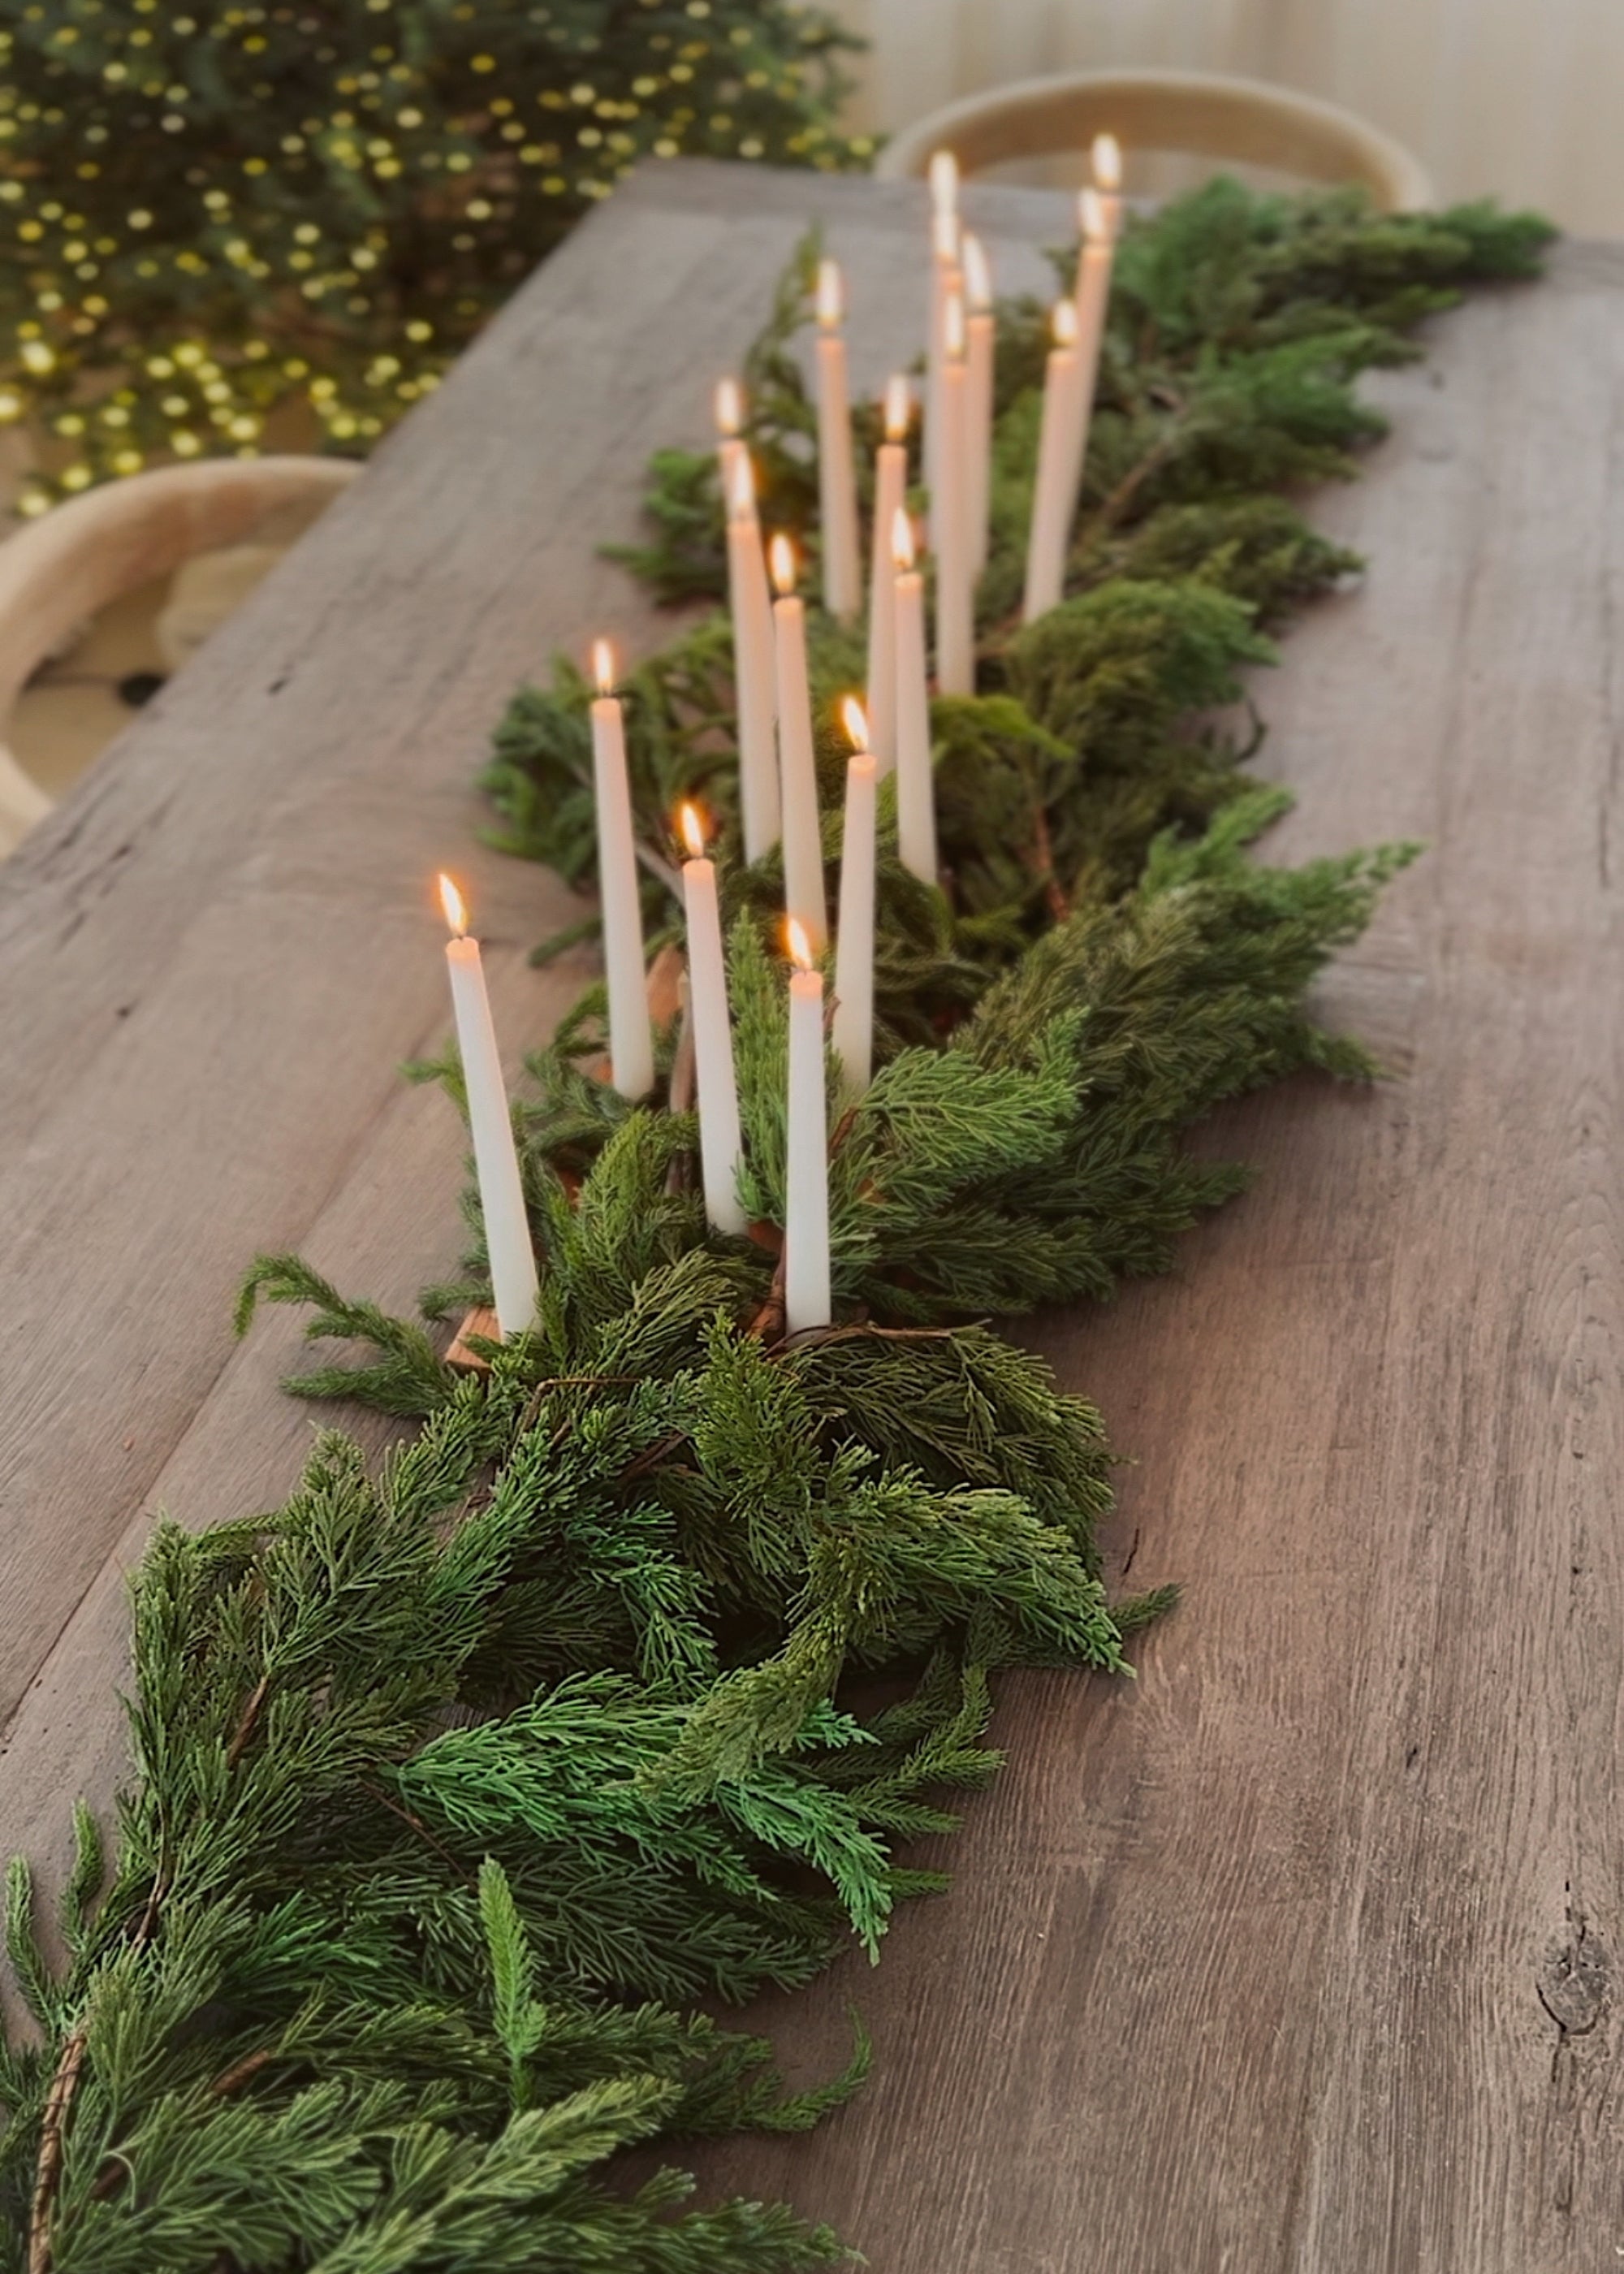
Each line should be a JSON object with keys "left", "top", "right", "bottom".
{"left": 676, "top": 235, "right": 1624, "bottom": 2273}
{"left": 1, "top": 161, "right": 1620, "bottom": 2270}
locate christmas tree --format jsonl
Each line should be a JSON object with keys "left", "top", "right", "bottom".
{"left": 0, "top": 0, "right": 864, "bottom": 513}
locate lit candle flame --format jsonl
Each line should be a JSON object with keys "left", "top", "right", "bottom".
{"left": 768, "top": 530, "right": 797, "bottom": 597}
{"left": 931, "top": 207, "right": 960, "bottom": 266}
{"left": 438, "top": 872, "right": 469, "bottom": 938}
{"left": 1091, "top": 132, "right": 1122, "bottom": 192}
{"left": 961, "top": 231, "right": 991, "bottom": 312}
{"left": 678, "top": 801, "right": 706, "bottom": 861}
{"left": 715, "top": 376, "right": 743, "bottom": 436}
{"left": 944, "top": 289, "right": 966, "bottom": 360}
{"left": 726, "top": 446, "right": 755, "bottom": 521}
{"left": 815, "top": 257, "right": 844, "bottom": 330}
{"left": 928, "top": 147, "right": 959, "bottom": 215}
{"left": 591, "top": 638, "right": 615, "bottom": 695}
{"left": 892, "top": 505, "right": 916, "bottom": 571}
{"left": 883, "top": 373, "right": 911, "bottom": 442}
{"left": 786, "top": 915, "right": 814, "bottom": 971}
{"left": 840, "top": 694, "right": 870, "bottom": 753}
{"left": 1052, "top": 298, "right": 1078, "bottom": 349}
{"left": 1079, "top": 186, "right": 1109, "bottom": 244}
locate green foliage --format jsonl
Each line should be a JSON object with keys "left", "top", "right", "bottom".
{"left": 0, "top": 3, "right": 865, "bottom": 512}
{"left": 1, "top": 179, "right": 1549, "bottom": 2271}
{"left": 483, "top": 178, "right": 1547, "bottom": 957}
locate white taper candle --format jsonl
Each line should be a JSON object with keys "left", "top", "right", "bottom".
{"left": 588, "top": 640, "right": 654, "bottom": 1100}
{"left": 770, "top": 534, "right": 828, "bottom": 957}
{"left": 1087, "top": 131, "right": 1124, "bottom": 244}
{"left": 677, "top": 803, "right": 746, "bottom": 1234}
{"left": 438, "top": 874, "right": 539, "bottom": 1339}
{"left": 724, "top": 449, "right": 780, "bottom": 860}
{"left": 814, "top": 258, "right": 863, "bottom": 624}
{"left": 892, "top": 507, "right": 938, "bottom": 885}
{"left": 831, "top": 698, "right": 877, "bottom": 1099}
{"left": 925, "top": 155, "right": 958, "bottom": 534}
{"left": 1021, "top": 300, "right": 1085, "bottom": 624}
{"left": 784, "top": 918, "right": 831, "bottom": 1334}
{"left": 961, "top": 233, "right": 996, "bottom": 579}
{"left": 935, "top": 287, "right": 974, "bottom": 695}
{"left": 926, "top": 212, "right": 961, "bottom": 556}
{"left": 865, "top": 373, "right": 910, "bottom": 774}
{"left": 714, "top": 374, "right": 746, "bottom": 509}
{"left": 1066, "top": 177, "right": 1119, "bottom": 504}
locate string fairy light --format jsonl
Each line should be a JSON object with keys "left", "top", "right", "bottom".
{"left": 0, "top": 0, "right": 867, "bottom": 503}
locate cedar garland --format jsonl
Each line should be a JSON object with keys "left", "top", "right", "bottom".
{"left": 2, "top": 179, "right": 1551, "bottom": 2272}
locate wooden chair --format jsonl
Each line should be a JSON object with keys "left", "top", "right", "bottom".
{"left": 875, "top": 67, "right": 1436, "bottom": 213}
{"left": 0, "top": 456, "right": 357, "bottom": 855}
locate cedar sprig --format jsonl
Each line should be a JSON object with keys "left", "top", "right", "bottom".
{"left": 1, "top": 178, "right": 1551, "bottom": 2274}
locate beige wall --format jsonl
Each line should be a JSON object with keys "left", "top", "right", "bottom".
{"left": 836, "top": 0, "right": 1624, "bottom": 233}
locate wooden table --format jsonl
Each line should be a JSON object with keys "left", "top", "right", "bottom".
{"left": 1, "top": 161, "right": 1619, "bottom": 2272}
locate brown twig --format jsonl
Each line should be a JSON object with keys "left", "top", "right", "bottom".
{"left": 28, "top": 2028, "right": 86, "bottom": 2274}
{"left": 1082, "top": 424, "right": 1185, "bottom": 543}
{"left": 209, "top": 2046, "right": 278, "bottom": 2099}
{"left": 517, "top": 1371, "right": 641, "bottom": 1435}
{"left": 224, "top": 1673, "right": 270, "bottom": 1773}
{"left": 1028, "top": 798, "right": 1072, "bottom": 927}
{"left": 667, "top": 973, "right": 697, "bottom": 1117}
{"left": 87, "top": 2157, "right": 129, "bottom": 2207}
{"left": 745, "top": 1237, "right": 788, "bottom": 1344}
{"left": 771, "top": 1319, "right": 970, "bottom": 1357}
{"left": 620, "top": 1429, "right": 689, "bottom": 1482}
{"left": 84, "top": 2037, "right": 273, "bottom": 2214}
{"left": 128, "top": 1867, "right": 169, "bottom": 1957}
{"left": 360, "top": 1779, "right": 477, "bottom": 1887}
{"left": 664, "top": 970, "right": 698, "bottom": 1196}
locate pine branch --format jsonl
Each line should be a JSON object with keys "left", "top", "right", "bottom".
{"left": 0, "top": 179, "right": 1552, "bottom": 2274}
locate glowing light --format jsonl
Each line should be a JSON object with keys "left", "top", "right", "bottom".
{"left": 961, "top": 231, "right": 991, "bottom": 312}
{"left": 928, "top": 148, "right": 958, "bottom": 214}
{"left": 883, "top": 373, "right": 910, "bottom": 441}
{"left": 591, "top": 638, "right": 615, "bottom": 695}
{"left": 715, "top": 374, "right": 743, "bottom": 435}
{"left": 768, "top": 531, "right": 797, "bottom": 597}
{"left": 786, "top": 916, "right": 814, "bottom": 971}
{"left": 931, "top": 207, "right": 959, "bottom": 265}
{"left": 815, "top": 257, "right": 843, "bottom": 330}
{"left": 1052, "top": 298, "right": 1078, "bottom": 348}
{"left": 1080, "top": 187, "right": 1109, "bottom": 244}
{"left": 679, "top": 802, "right": 706, "bottom": 859}
{"left": 840, "top": 695, "right": 870, "bottom": 752}
{"left": 438, "top": 873, "right": 469, "bottom": 936}
{"left": 1091, "top": 132, "right": 1122, "bottom": 191}
{"left": 726, "top": 445, "right": 755, "bottom": 520}
{"left": 892, "top": 507, "right": 916, "bottom": 570}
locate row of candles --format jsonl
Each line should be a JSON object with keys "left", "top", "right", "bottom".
{"left": 438, "top": 136, "right": 1126, "bottom": 1347}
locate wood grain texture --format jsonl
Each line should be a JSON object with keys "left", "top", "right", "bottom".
{"left": 0, "top": 161, "right": 1619, "bottom": 2268}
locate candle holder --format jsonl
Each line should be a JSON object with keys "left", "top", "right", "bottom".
{"left": 447, "top": 1307, "right": 503, "bottom": 1369}
{"left": 447, "top": 941, "right": 687, "bottom": 1370}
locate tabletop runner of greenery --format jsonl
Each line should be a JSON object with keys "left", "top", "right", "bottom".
{"left": 2, "top": 181, "right": 1549, "bottom": 2272}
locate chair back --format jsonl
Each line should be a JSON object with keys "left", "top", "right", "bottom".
{"left": 0, "top": 456, "right": 357, "bottom": 854}
{"left": 875, "top": 68, "right": 1435, "bottom": 213}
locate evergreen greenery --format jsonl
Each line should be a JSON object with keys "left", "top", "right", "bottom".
{"left": 2, "top": 179, "right": 1550, "bottom": 2270}
{"left": 0, "top": 1, "right": 863, "bottom": 513}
